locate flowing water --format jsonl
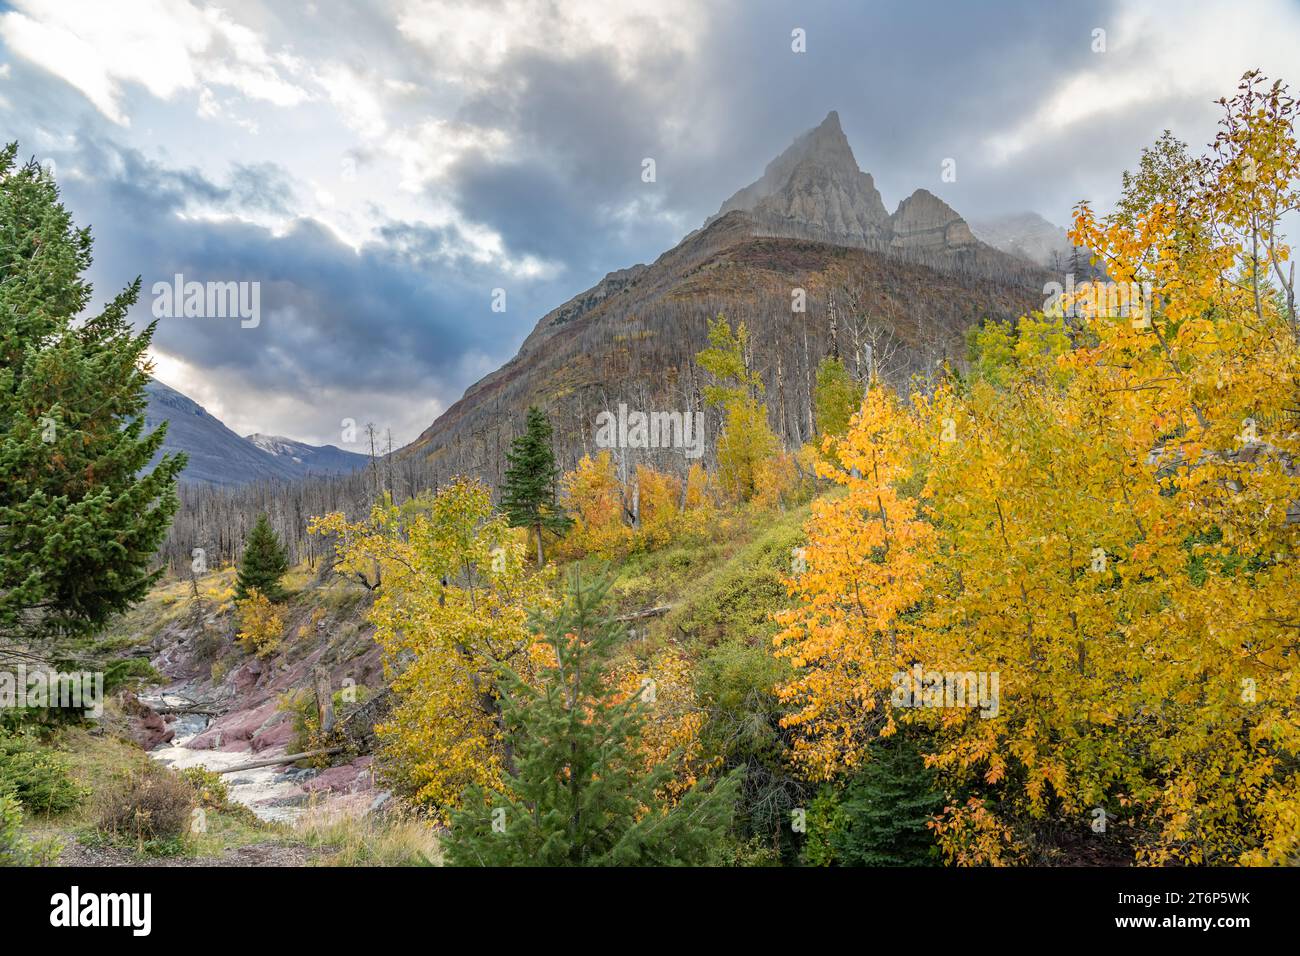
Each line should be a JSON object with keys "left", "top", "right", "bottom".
{"left": 142, "top": 693, "right": 314, "bottom": 825}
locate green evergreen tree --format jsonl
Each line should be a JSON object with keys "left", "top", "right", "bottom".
{"left": 446, "top": 572, "right": 740, "bottom": 866}
{"left": 813, "top": 355, "right": 862, "bottom": 441}
{"left": 235, "top": 514, "right": 289, "bottom": 602}
{"left": 803, "top": 735, "right": 943, "bottom": 866}
{"left": 0, "top": 144, "right": 185, "bottom": 648}
{"left": 500, "top": 406, "right": 568, "bottom": 564}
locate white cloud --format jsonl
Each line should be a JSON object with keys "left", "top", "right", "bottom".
{"left": 0, "top": 0, "right": 308, "bottom": 126}
{"left": 314, "top": 61, "right": 390, "bottom": 139}
{"left": 983, "top": 0, "right": 1300, "bottom": 165}
{"left": 394, "top": 0, "right": 707, "bottom": 83}
{"left": 386, "top": 118, "right": 510, "bottom": 192}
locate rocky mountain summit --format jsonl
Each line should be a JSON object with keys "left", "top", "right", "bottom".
{"left": 710, "top": 110, "right": 890, "bottom": 245}
{"left": 710, "top": 111, "right": 979, "bottom": 261}
{"left": 888, "top": 188, "right": 976, "bottom": 252}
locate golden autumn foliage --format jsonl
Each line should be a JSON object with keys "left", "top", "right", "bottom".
{"left": 633, "top": 464, "right": 683, "bottom": 551}
{"left": 558, "top": 454, "right": 714, "bottom": 560}
{"left": 557, "top": 451, "right": 630, "bottom": 560}
{"left": 776, "top": 74, "right": 1300, "bottom": 865}
{"left": 715, "top": 399, "right": 781, "bottom": 503}
{"left": 235, "top": 588, "right": 285, "bottom": 658}
{"left": 683, "top": 461, "right": 716, "bottom": 512}
{"left": 773, "top": 383, "right": 935, "bottom": 780}
{"left": 311, "top": 480, "right": 556, "bottom": 820}
{"left": 698, "top": 315, "right": 784, "bottom": 503}
{"left": 609, "top": 645, "right": 714, "bottom": 802}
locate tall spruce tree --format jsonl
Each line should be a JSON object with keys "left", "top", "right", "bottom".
{"left": 500, "top": 406, "right": 568, "bottom": 564}
{"left": 446, "top": 572, "right": 740, "bottom": 866}
{"left": 235, "top": 514, "right": 289, "bottom": 602}
{"left": 0, "top": 144, "right": 185, "bottom": 649}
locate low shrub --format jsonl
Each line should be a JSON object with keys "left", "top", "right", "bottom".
{"left": 180, "top": 766, "right": 229, "bottom": 809}
{"left": 235, "top": 588, "right": 285, "bottom": 658}
{"left": 283, "top": 684, "right": 371, "bottom": 765}
{"left": 103, "top": 658, "right": 164, "bottom": 695}
{"left": 0, "top": 786, "right": 62, "bottom": 866}
{"left": 0, "top": 730, "right": 86, "bottom": 815}
{"left": 96, "top": 766, "right": 196, "bottom": 849}
{"left": 0, "top": 789, "right": 29, "bottom": 865}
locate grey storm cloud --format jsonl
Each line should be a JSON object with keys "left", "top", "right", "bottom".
{"left": 48, "top": 137, "right": 535, "bottom": 406}
{"left": 438, "top": 0, "right": 1128, "bottom": 274}
{"left": 2, "top": 0, "right": 1287, "bottom": 444}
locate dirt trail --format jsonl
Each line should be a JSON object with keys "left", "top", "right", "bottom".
{"left": 57, "top": 839, "right": 326, "bottom": 867}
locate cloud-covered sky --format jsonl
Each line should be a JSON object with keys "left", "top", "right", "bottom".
{"left": 3, "top": 0, "right": 1298, "bottom": 445}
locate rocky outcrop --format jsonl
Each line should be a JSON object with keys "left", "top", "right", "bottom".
{"left": 711, "top": 111, "right": 891, "bottom": 247}
{"left": 887, "top": 189, "right": 976, "bottom": 253}
{"left": 119, "top": 691, "right": 175, "bottom": 749}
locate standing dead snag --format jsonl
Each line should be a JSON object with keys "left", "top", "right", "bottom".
{"left": 314, "top": 665, "right": 335, "bottom": 735}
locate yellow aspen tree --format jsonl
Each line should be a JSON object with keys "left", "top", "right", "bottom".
{"left": 310, "top": 481, "right": 555, "bottom": 819}
{"left": 774, "top": 384, "right": 934, "bottom": 781}
{"left": 558, "top": 451, "right": 630, "bottom": 560}
{"left": 632, "top": 464, "right": 682, "bottom": 551}
{"left": 779, "top": 73, "right": 1300, "bottom": 865}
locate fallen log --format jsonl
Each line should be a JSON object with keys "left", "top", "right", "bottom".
{"left": 154, "top": 705, "right": 223, "bottom": 717}
{"left": 215, "top": 746, "right": 346, "bottom": 775}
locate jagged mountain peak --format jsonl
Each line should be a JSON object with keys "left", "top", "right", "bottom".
{"left": 707, "top": 112, "right": 995, "bottom": 260}
{"left": 709, "top": 110, "right": 888, "bottom": 243}
{"left": 895, "top": 187, "right": 949, "bottom": 211}
{"left": 791, "top": 109, "right": 857, "bottom": 170}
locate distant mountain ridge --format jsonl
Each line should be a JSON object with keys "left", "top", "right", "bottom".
{"left": 245, "top": 432, "right": 370, "bottom": 476}
{"left": 969, "top": 211, "right": 1096, "bottom": 273}
{"left": 144, "top": 379, "right": 367, "bottom": 486}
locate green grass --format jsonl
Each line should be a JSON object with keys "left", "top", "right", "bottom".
{"left": 16, "top": 725, "right": 292, "bottom": 861}
{"left": 654, "top": 502, "right": 813, "bottom": 649}
{"left": 294, "top": 810, "right": 442, "bottom": 866}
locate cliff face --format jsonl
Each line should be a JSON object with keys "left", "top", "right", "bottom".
{"left": 887, "top": 189, "right": 976, "bottom": 252}
{"left": 711, "top": 111, "right": 890, "bottom": 246}
{"left": 399, "top": 112, "right": 1052, "bottom": 486}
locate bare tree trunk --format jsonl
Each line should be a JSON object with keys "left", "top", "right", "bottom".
{"left": 803, "top": 319, "right": 815, "bottom": 442}
{"left": 828, "top": 289, "right": 839, "bottom": 359}
{"left": 775, "top": 353, "right": 787, "bottom": 444}
{"left": 314, "top": 666, "right": 335, "bottom": 735}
